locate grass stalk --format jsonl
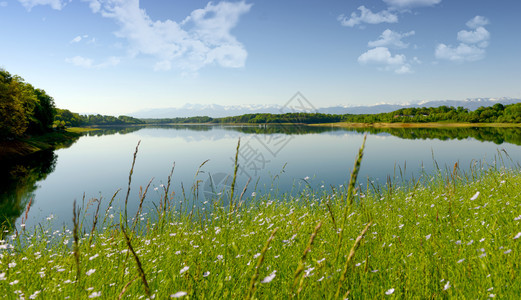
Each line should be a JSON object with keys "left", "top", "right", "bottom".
{"left": 124, "top": 141, "right": 141, "bottom": 227}
{"left": 335, "top": 221, "right": 373, "bottom": 298}
{"left": 292, "top": 221, "right": 322, "bottom": 296}
{"left": 245, "top": 227, "right": 279, "bottom": 300}
{"left": 230, "top": 138, "right": 240, "bottom": 212}
{"left": 72, "top": 200, "right": 81, "bottom": 282}
{"left": 120, "top": 224, "right": 151, "bottom": 298}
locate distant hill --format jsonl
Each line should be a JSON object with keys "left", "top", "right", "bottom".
{"left": 130, "top": 98, "right": 521, "bottom": 118}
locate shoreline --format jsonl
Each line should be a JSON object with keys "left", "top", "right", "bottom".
{"left": 0, "top": 130, "right": 82, "bottom": 160}
{"left": 308, "top": 122, "right": 521, "bottom": 128}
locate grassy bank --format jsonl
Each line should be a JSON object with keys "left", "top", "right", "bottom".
{"left": 311, "top": 122, "right": 521, "bottom": 128}
{"left": 0, "top": 130, "right": 82, "bottom": 160}
{"left": 0, "top": 142, "right": 520, "bottom": 299}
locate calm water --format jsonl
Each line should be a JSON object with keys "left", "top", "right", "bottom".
{"left": 2, "top": 125, "right": 521, "bottom": 231}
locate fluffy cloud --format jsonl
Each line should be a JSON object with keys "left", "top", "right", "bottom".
{"left": 368, "top": 29, "right": 415, "bottom": 49}
{"left": 338, "top": 6, "right": 398, "bottom": 27}
{"left": 17, "top": 0, "right": 66, "bottom": 10}
{"left": 358, "top": 47, "right": 412, "bottom": 74}
{"left": 0, "top": 2, "right": 8, "bottom": 7}
{"left": 383, "top": 0, "right": 441, "bottom": 9}
{"left": 66, "top": 55, "right": 120, "bottom": 68}
{"left": 466, "top": 15, "right": 489, "bottom": 29}
{"left": 436, "top": 15, "right": 490, "bottom": 62}
{"left": 82, "top": 0, "right": 252, "bottom": 71}
{"left": 358, "top": 47, "right": 406, "bottom": 65}
{"left": 435, "top": 43, "right": 485, "bottom": 62}
{"left": 457, "top": 26, "right": 489, "bottom": 46}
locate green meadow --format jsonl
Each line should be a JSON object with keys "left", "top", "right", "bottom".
{"left": 1, "top": 139, "right": 520, "bottom": 299}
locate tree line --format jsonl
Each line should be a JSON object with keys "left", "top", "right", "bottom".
{"left": 1, "top": 68, "right": 56, "bottom": 139}
{"left": 54, "top": 109, "right": 144, "bottom": 128}
{"left": 145, "top": 103, "right": 521, "bottom": 125}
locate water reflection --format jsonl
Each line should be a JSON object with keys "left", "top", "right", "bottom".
{"left": 91, "top": 124, "right": 521, "bottom": 145}
{"left": 75, "top": 124, "right": 521, "bottom": 146}
{"left": 1, "top": 124, "right": 521, "bottom": 232}
{"left": 0, "top": 150, "right": 57, "bottom": 235}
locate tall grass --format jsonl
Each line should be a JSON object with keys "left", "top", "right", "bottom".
{"left": 0, "top": 141, "right": 520, "bottom": 299}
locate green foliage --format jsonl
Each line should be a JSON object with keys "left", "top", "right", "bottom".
{"left": 0, "top": 160, "right": 520, "bottom": 298}
{"left": 141, "top": 103, "right": 521, "bottom": 125}
{"left": 54, "top": 109, "right": 145, "bottom": 127}
{"left": 0, "top": 68, "right": 56, "bottom": 140}
{"left": 142, "top": 116, "right": 214, "bottom": 124}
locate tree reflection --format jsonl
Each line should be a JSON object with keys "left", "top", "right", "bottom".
{"left": 0, "top": 150, "right": 57, "bottom": 236}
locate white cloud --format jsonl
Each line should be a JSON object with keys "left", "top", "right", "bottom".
{"left": 358, "top": 47, "right": 412, "bottom": 74}
{"left": 358, "top": 47, "right": 406, "bottom": 65}
{"left": 18, "top": 0, "right": 66, "bottom": 10}
{"left": 395, "top": 64, "right": 412, "bottom": 74}
{"left": 82, "top": 0, "right": 252, "bottom": 72}
{"left": 70, "top": 35, "right": 89, "bottom": 44}
{"left": 436, "top": 15, "right": 490, "bottom": 62}
{"left": 0, "top": 2, "right": 8, "bottom": 7}
{"left": 435, "top": 43, "right": 485, "bottom": 62}
{"left": 65, "top": 56, "right": 94, "bottom": 68}
{"left": 383, "top": 0, "right": 441, "bottom": 9}
{"left": 338, "top": 6, "right": 398, "bottom": 27}
{"left": 65, "top": 55, "right": 120, "bottom": 68}
{"left": 368, "top": 29, "right": 415, "bottom": 49}
{"left": 466, "top": 16, "right": 489, "bottom": 29}
{"left": 457, "top": 27, "right": 489, "bottom": 46}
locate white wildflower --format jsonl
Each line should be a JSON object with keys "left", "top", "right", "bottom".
{"left": 425, "top": 234, "right": 431, "bottom": 240}
{"left": 88, "top": 291, "right": 101, "bottom": 298}
{"left": 444, "top": 281, "right": 451, "bottom": 290}
{"left": 89, "top": 254, "right": 99, "bottom": 261}
{"left": 171, "top": 291, "right": 187, "bottom": 298}
{"left": 29, "top": 290, "right": 41, "bottom": 299}
{"left": 180, "top": 266, "right": 189, "bottom": 274}
{"left": 470, "top": 192, "right": 480, "bottom": 201}
{"left": 514, "top": 232, "right": 521, "bottom": 240}
{"left": 86, "top": 269, "right": 96, "bottom": 276}
{"left": 261, "top": 271, "right": 276, "bottom": 283}
{"left": 385, "top": 288, "right": 395, "bottom": 295}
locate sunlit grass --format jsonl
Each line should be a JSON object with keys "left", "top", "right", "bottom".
{"left": 1, "top": 143, "right": 520, "bottom": 299}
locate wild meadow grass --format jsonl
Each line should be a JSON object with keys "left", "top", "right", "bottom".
{"left": 1, "top": 139, "right": 520, "bottom": 299}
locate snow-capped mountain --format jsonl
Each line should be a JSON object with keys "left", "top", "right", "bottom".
{"left": 130, "top": 98, "right": 521, "bottom": 118}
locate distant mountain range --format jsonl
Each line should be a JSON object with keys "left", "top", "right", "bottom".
{"left": 130, "top": 97, "right": 521, "bottom": 119}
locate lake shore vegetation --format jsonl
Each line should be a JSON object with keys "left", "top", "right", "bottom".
{"left": 1, "top": 141, "right": 519, "bottom": 299}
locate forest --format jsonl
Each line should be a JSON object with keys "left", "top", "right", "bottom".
{"left": 0, "top": 68, "right": 55, "bottom": 140}
{"left": 144, "top": 103, "right": 521, "bottom": 125}
{"left": 54, "top": 108, "right": 144, "bottom": 128}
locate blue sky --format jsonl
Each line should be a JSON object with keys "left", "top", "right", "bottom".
{"left": 1, "top": 0, "right": 520, "bottom": 115}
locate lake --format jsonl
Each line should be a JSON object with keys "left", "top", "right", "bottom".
{"left": 2, "top": 124, "right": 521, "bottom": 232}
